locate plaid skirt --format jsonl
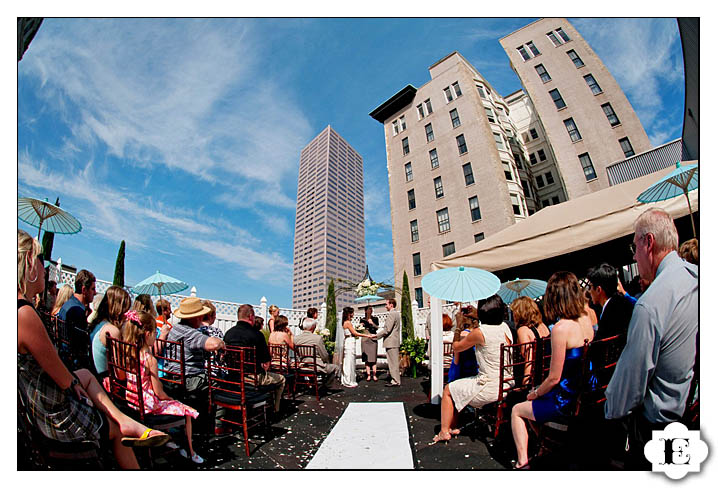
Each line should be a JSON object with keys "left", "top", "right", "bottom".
{"left": 18, "top": 353, "right": 102, "bottom": 444}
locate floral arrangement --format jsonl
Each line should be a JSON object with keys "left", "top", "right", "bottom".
{"left": 316, "top": 328, "right": 335, "bottom": 356}
{"left": 355, "top": 323, "right": 367, "bottom": 334}
{"left": 355, "top": 279, "right": 380, "bottom": 298}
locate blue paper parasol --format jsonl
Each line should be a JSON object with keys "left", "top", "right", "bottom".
{"left": 18, "top": 196, "right": 82, "bottom": 241}
{"left": 637, "top": 161, "right": 698, "bottom": 238}
{"left": 354, "top": 294, "right": 383, "bottom": 303}
{"left": 131, "top": 271, "right": 188, "bottom": 300}
{"left": 497, "top": 278, "right": 547, "bottom": 304}
{"left": 421, "top": 266, "right": 500, "bottom": 303}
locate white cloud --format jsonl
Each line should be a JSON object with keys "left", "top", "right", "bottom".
{"left": 19, "top": 19, "right": 312, "bottom": 204}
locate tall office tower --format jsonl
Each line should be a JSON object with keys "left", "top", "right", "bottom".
{"left": 291, "top": 125, "right": 366, "bottom": 311}
{"left": 500, "top": 18, "right": 652, "bottom": 200}
{"left": 370, "top": 52, "right": 531, "bottom": 308}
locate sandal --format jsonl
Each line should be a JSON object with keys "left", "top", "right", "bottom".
{"left": 121, "top": 428, "right": 170, "bottom": 447}
{"left": 372, "top": 376, "right": 379, "bottom": 382}
{"left": 449, "top": 428, "right": 461, "bottom": 436}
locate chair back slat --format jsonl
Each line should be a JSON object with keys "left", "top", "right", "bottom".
{"left": 295, "top": 345, "right": 318, "bottom": 374}
{"left": 488, "top": 340, "right": 535, "bottom": 438}
{"left": 207, "top": 346, "right": 247, "bottom": 400}
{"left": 106, "top": 334, "right": 147, "bottom": 421}
{"left": 268, "top": 343, "right": 291, "bottom": 374}
{"left": 154, "top": 337, "right": 187, "bottom": 397}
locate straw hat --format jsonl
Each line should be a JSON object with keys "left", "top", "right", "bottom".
{"left": 173, "top": 297, "right": 211, "bottom": 319}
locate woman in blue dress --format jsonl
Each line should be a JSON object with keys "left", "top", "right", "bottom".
{"left": 510, "top": 271, "right": 594, "bottom": 469}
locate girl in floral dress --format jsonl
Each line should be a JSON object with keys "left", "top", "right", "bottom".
{"left": 122, "top": 310, "right": 204, "bottom": 464}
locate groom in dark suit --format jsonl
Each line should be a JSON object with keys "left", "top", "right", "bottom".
{"left": 587, "top": 263, "right": 635, "bottom": 341}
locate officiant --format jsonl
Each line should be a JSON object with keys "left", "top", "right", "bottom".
{"left": 360, "top": 306, "right": 380, "bottom": 382}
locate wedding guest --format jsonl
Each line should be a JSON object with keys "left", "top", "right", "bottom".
{"left": 269, "top": 315, "right": 295, "bottom": 351}
{"left": 511, "top": 297, "right": 550, "bottom": 385}
{"left": 447, "top": 307, "right": 479, "bottom": 382}
{"left": 88, "top": 285, "right": 132, "bottom": 376}
{"left": 510, "top": 272, "right": 594, "bottom": 469}
{"left": 58, "top": 269, "right": 97, "bottom": 329}
{"left": 18, "top": 229, "right": 169, "bottom": 470}
{"left": 198, "top": 300, "right": 223, "bottom": 339}
{"left": 295, "top": 317, "right": 339, "bottom": 385}
{"left": 360, "top": 306, "right": 380, "bottom": 382}
{"left": 132, "top": 294, "right": 157, "bottom": 317}
{"left": 586, "top": 264, "right": 634, "bottom": 340}
{"left": 51, "top": 284, "right": 74, "bottom": 317}
{"left": 267, "top": 304, "right": 279, "bottom": 332}
{"left": 253, "top": 316, "right": 264, "bottom": 331}
{"left": 679, "top": 238, "right": 698, "bottom": 266}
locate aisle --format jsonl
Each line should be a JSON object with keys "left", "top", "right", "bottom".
{"left": 305, "top": 402, "right": 414, "bottom": 469}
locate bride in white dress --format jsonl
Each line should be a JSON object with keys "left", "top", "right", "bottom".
{"left": 341, "top": 307, "right": 371, "bottom": 388}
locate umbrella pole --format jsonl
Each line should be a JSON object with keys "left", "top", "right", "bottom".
{"left": 685, "top": 190, "right": 697, "bottom": 239}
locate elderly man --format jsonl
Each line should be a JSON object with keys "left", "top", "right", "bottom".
{"left": 224, "top": 304, "right": 285, "bottom": 414}
{"left": 166, "top": 297, "right": 225, "bottom": 430}
{"left": 295, "top": 318, "right": 339, "bottom": 385}
{"left": 605, "top": 208, "right": 698, "bottom": 468}
{"left": 376, "top": 298, "right": 402, "bottom": 387}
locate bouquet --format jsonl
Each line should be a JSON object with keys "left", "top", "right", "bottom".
{"left": 355, "top": 323, "right": 368, "bottom": 334}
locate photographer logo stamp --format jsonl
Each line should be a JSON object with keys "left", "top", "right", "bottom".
{"left": 643, "top": 422, "right": 708, "bottom": 479}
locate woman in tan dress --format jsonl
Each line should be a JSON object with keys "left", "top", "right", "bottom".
{"left": 360, "top": 306, "right": 379, "bottom": 381}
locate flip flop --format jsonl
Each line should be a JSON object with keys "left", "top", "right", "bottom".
{"left": 429, "top": 432, "right": 452, "bottom": 445}
{"left": 121, "top": 428, "right": 170, "bottom": 447}
{"left": 449, "top": 428, "right": 461, "bottom": 436}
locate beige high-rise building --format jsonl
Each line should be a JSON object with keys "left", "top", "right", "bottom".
{"left": 370, "top": 52, "right": 530, "bottom": 307}
{"left": 500, "top": 18, "right": 652, "bottom": 200}
{"left": 291, "top": 125, "right": 366, "bottom": 311}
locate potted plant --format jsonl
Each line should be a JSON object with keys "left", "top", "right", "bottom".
{"left": 399, "top": 337, "right": 427, "bottom": 379}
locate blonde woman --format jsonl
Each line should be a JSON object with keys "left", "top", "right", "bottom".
{"left": 267, "top": 305, "right": 279, "bottom": 332}
{"left": 510, "top": 297, "right": 550, "bottom": 385}
{"left": 51, "top": 284, "right": 74, "bottom": 316}
{"left": 17, "top": 229, "right": 169, "bottom": 469}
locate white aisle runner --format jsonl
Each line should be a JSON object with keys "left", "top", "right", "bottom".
{"left": 305, "top": 402, "right": 414, "bottom": 469}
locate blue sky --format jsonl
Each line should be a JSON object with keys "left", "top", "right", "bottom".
{"left": 17, "top": 18, "right": 685, "bottom": 307}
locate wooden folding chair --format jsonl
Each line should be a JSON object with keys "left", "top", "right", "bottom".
{"left": 294, "top": 344, "right": 324, "bottom": 401}
{"left": 269, "top": 343, "right": 296, "bottom": 400}
{"left": 154, "top": 337, "right": 187, "bottom": 400}
{"left": 105, "top": 334, "right": 185, "bottom": 465}
{"left": 207, "top": 346, "right": 270, "bottom": 456}
{"left": 443, "top": 342, "right": 454, "bottom": 383}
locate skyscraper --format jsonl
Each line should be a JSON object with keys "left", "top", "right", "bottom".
{"left": 291, "top": 125, "right": 366, "bottom": 311}
{"left": 500, "top": 18, "right": 652, "bottom": 200}
{"left": 370, "top": 52, "right": 531, "bottom": 307}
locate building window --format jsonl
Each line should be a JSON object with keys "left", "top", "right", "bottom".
{"left": 413, "top": 253, "right": 422, "bottom": 276}
{"left": 563, "top": 117, "right": 582, "bottom": 142}
{"left": 521, "top": 179, "right": 531, "bottom": 197}
{"left": 434, "top": 176, "right": 444, "bottom": 199}
{"left": 416, "top": 103, "right": 425, "bottom": 120}
{"left": 425, "top": 123, "right": 434, "bottom": 142}
{"left": 556, "top": 27, "right": 570, "bottom": 43}
{"left": 552, "top": 195, "right": 561, "bottom": 205}
{"left": 547, "top": 30, "right": 563, "bottom": 47}
{"left": 392, "top": 120, "right": 399, "bottom": 135}
{"left": 444, "top": 86, "right": 453, "bottom": 103}
{"left": 402, "top": 137, "right": 410, "bottom": 155}
{"left": 407, "top": 189, "right": 416, "bottom": 210}
{"left": 537, "top": 149, "right": 547, "bottom": 161}
{"left": 450, "top": 108, "right": 461, "bottom": 128}
{"left": 502, "top": 161, "right": 513, "bottom": 181}
{"left": 476, "top": 85, "right": 486, "bottom": 98}
{"left": 429, "top": 148, "right": 439, "bottom": 169}
{"left": 517, "top": 45, "right": 531, "bottom": 61}
{"left": 536, "top": 175, "right": 545, "bottom": 188}
{"left": 530, "top": 128, "right": 539, "bottom": 140}
{"left": 463, "top": 162, "right": 475, "bottom": 185}
{"left": 545, "top": 171, "right": 555, "bottom": 185}
{"left": 526, "top": 41, "right": 540, "bottom": 57}
{"left": 456, "top": 134, "right": 468, "bottom": 155}
{"left": 469, "top": 196, "right": 481, "bottom": 221}
{"left": 529, "top": 152, "right": 537, "bottom": 165}
{"left": 602, "top": 103, "right": 620, "bottom": 126}
{"left": 584, "top": 74, "right": 602, "bottom": 95}
{"left": 535, "top": 63, "right": 551, "bottom": 82}
{"left": 493, "top": 132, "right": 504, "bottom": 150}
{"left": 452, "top": 81, "right": 462, "bottom": 97}
{"left": 567, "top": 49, "right": 584, "bottom": 68}
{"left": 425, "top": 98, "right": 433, "bottom": 114}
{"left": 442, "top": 242, "right": 456, "bottom": 257}
{"left": 542, "top": 199, "right": 550, "bottom": 207}
{"left": 415, "top": 287, "right": 424, "bottom": 308}
{"left": 410, "top": 219, "right": 419, "bottom": 243}
{"left": 485, "top": 107, "right": 495, "bottom": 123}
{"left": 579, "top": 152, "right": 597, "bottom": 180}
{"left": 404, "top": 162, "right": 413, "bottom": 182}
{"left": 474, "top": 232, "right": 485, "bottom": 243}
{"left": 549, "top": 89, "right": 566, "bottom": 109}
{"left": 619, "top": 137, "right": 635, "bottom": 157}
{"left": 399, "top": 115, "right": 406, "bottom": 131}
{"left": 436, "top": 208, "right": 451, "bottom": 233}
{"left": 510, "top": 193, "right": 522, "bottom": 216}
{"left": 514, "top": 153, "right": 524, "bottom": 169}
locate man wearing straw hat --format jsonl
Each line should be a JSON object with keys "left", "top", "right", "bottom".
{"left": 166, "top": 297, "right": 225, "bottom": 425}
